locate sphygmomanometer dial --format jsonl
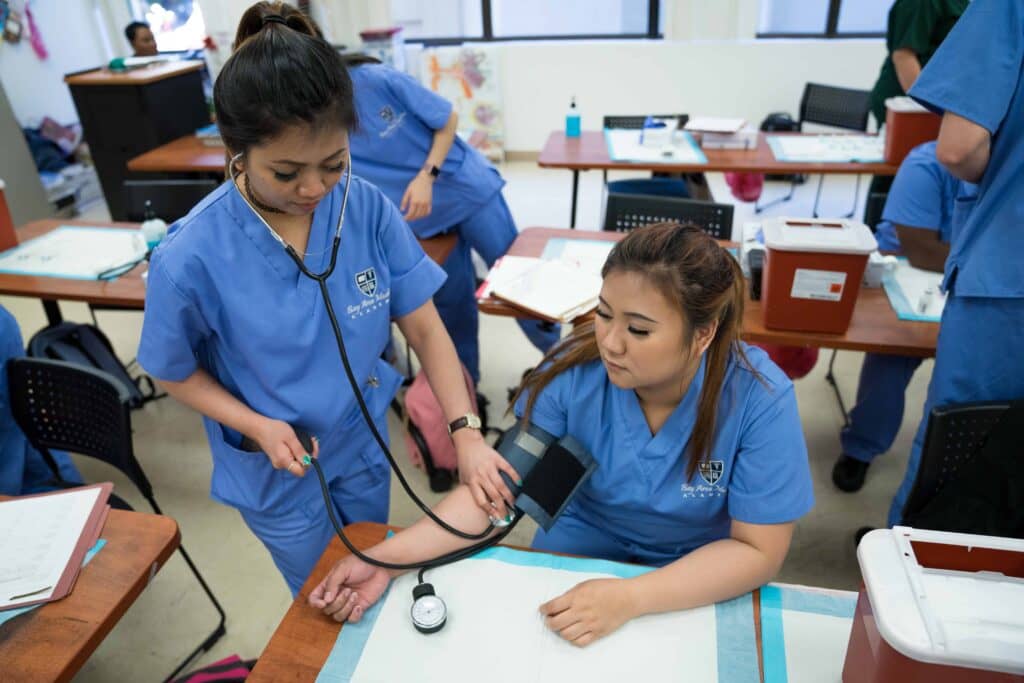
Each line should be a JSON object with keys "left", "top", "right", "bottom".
{"left": 411, "top": 583, "right": 447, "bottom": 634}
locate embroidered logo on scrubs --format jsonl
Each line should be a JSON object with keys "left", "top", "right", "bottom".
{"left": 698, "top": 460, "right": 724, "bottom": 486}
{"left": 378, "top": 105, "right": 406, "bottom": 138}
{"left": 355, "top": 268, "right": 377, "bottom": 297}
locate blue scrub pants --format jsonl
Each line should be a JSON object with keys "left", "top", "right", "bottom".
{"left": 887, "top": 295, "right": 1024, "bottom": 526}
{"left": 237, "top": 425, "right": 392, "bottom": 596}
{"left": 432, "top": 192, "right": 561, "bottom": 382}
{"left": 532, "top": 511, "right": 679, "bottom": 567}
{"left": 840, "top": 353, "right": 923, "bottom": 463}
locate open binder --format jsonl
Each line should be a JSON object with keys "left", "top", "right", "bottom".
{"left": 483, "top": 257, "right": 602, "bottom": 324}
{"left": 0, "top": 483, "right": 112, "bottom": 611}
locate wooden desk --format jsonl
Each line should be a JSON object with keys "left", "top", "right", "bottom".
{"left": 538, "top": 131, "right": 900, "bottom": 227}
{"left": 0, "top": 507, "right": 180, "bottom": 683}
{"left": 249, "top": 522, "right": 765, "bottom": 682}
{"left": 64, "top": 61, "right": 204, "bottom": 87}
{"left": 2, "top": 220, "right": 457, "bottom": 326}
{"left": 127, "top": 135, "right": 227, "bottom": 175}
{"left": 478, "top": 228, "right": 938, "bottom": 358}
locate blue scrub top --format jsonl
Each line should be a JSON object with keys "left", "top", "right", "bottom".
{"left": 514, "top": 344, "right": 814, "bottom": 557}
{"left": 908, "top": 0, "right": 1024, "bottom": 297}
{"left": 138, "top": 176, "right": 446, "bottom": 512}
{"left": 875, "top": 141, "right": 959, "bottom": 252}
{"left": 348, "top": 63, "right": 505, "bottom": 238}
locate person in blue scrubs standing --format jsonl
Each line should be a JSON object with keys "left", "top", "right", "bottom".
{"left": 886, "top": 0, "right": 1024, "bottom": 526}
{"left": 0, "top": 305, "right": 82, "bottom": 495}
{"left": 137, "top": 2, "right": 520, "bottom": 595}
{"left": 833, "top": 141, "right": 962, "bottom": 492}
{"left": 309, "top": 223, "right": 814, "bottom": 643}
{"left": 343, "top": 54, "right": 559, "bottom": 383}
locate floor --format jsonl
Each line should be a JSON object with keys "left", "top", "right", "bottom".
{"left": 4, "top": 163, "right": 932, "bottom": 681}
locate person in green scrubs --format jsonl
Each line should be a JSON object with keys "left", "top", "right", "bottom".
{"left": 866, "top": 0, "right": 968, "bottom": 206}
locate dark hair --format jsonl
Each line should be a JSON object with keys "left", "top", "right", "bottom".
{"left": 124, "top": 21, "right": 150, "bottom": 44}
{"left": 342, "top": 53, "right": 382, "bottom": 68}
{"left": 214, "top": 1, "right": 357, "bottom": 156}
{"left": 515, "top": 222, "right": 757, "bottom": 480}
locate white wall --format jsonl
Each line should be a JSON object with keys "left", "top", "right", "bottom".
{"left": 0, "top": 0, "right": 114, "bottom": 126}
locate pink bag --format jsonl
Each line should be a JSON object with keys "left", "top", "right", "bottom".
{"left": 403, "top": 365, "right": 478, "bottom": 473}
{"left": 754, "top": 343, "right": 820, "bottom": 380}
{"left": 725, "top": 172, "right": 764, "bottom": 202}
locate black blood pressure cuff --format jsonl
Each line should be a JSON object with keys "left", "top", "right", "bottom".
{"left": 496, "top": 422, "right": 597, "bottom": 531}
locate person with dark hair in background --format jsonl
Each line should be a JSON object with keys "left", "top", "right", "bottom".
{"left": 310, "top": 223, "right": 813, "bottom": 646}
{"left": 124, "top": 21, "right": 158, "bottom": 57}
{"left": 136, "top": 2, "right": 518, "bottom": 595}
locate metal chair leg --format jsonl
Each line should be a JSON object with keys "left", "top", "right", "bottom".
{"left": 824, "top": 349, "right": 851, "bottom": 428}
{"left": 754, "top": 177, "right": 798, "bottom": 214}
{"left": 145, "top": 497, "right": 228, "bottom": 683}
{"left": 812, "top": 174, "right": 861, "bottom": 219}
{"left": 812, "top": 174, "right": 826, "bottom": 217}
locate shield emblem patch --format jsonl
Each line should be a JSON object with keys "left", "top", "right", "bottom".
{"left": 355, "top": 268, "right": 377, "bottom": 297}
{"left": 698, "top": 460, "right": 724, "bottom": 486}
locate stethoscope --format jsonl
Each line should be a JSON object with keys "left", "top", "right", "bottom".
{"left": 229, "top": 153, "right": 521, "bottom": 628}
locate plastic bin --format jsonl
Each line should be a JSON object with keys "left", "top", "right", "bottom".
{"left": 844, "top": 527, "right": 1024, "bottom": 682}
{"left": 0, "top": 180, "right": 19, "bottom": 252}
{"left": 885, "top": 97, "right": 942, "bottom": 166}
{"left": 761, "top": 216, "right": 877, "bottom": 334}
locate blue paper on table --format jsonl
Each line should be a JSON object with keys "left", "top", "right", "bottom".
{"left": 0, "top": 226, "right": 146, "bottom": 280}
{"left": 0, "top": 539, "right": 107, "bottom": 627}
{"left": 882, "top": 257, "right": 945, "bottom": 323}
{"left": 760, "top": 584, "right": 858, "bottom": 683}
{"left": 318, "top": 544, "right": 759, "bottom": 682}
{"left": 604, "top": 128, "right": 707, "bottom": 165}
{"left": 766, "top": 134, "right": 884, "bottom": 163}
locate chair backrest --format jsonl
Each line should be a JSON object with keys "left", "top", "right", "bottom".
{"left": 799, "top": 82, "right": 872, "bottom": 132}
{"left": 5, "top": 357, "right": 152, "bottom": 496}
{"left": 122, "top": 178, "right": 218, "bottom": 223}
{"left": 863, "top": 191, "right": 888, "bottom": 233}
{"left": 603, "top": 114, "right": 689, "bottom": 130}
{"left": 903, "top": 401, "right": 1011, "bottom": 522}
{"left": 603, "top": 192, "right": 734, "bottom": 239}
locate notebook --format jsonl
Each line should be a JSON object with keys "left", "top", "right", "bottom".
{"left": 489, "top": 258, "right": 602, "bottom": 323}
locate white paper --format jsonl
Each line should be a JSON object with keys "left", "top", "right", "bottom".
{"left": 781, "top": 611, "right": 853, "bottom": 683}
{"left": 490, "top": 259, "right": 602, "bottom": 323}
{"left": 0, "top": 226, "right": 147, "bottom": 280}
{"left": 542, "top": 239, "right": 616, "bottom": 277}
{"left": 892, "top": 261, "right": 946, "bottom": 318}
{"left": 350, "top": 559, "right": 718, "bottom": 683}
{"left": 605, "top": 129, "right": 705, "bottom": 164}
{"left": 685, "top": 116, "right": 747, "bottom": 134}
{"left": 0, "top": 487, "right": 102, "bottom": 608}
{"left": 769, "top": 135, "right": 884, "bottom": 163}
{"left": 477, "top": 256, "right": 542, "bottom": 299}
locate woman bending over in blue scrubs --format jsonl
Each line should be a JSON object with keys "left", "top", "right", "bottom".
{"left": 342, "top": 53, "right": 559, "bottom": 383}
{"left": 309, "top": 223, "right": 814, "bottom": 643}
{"left": 137, "top": 2, "right": 518, "bottom": 595}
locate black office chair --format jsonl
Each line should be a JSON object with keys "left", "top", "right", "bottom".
{"left": 758, "top": 83, "right": 872, "bottom": 218}
{"left": 602, "top": 114, "right": 689, "bottom": 130}
{"left": 602, "top": 192, "right": 734, "bottom": 239}
{"left": 902, "top": 400, "right": 1024, "bottom": 538}
{"left": 6, "top": 357, "right": 226, "bottom": 682}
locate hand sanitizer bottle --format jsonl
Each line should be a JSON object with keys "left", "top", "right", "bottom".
{"left": 140, "top": 200, "right": 168, "bottom": 250}
{"left": 565, "top": 96, "right": 581, "bottom": 138}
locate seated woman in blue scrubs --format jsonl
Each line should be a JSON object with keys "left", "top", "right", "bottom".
{"left": 137, "top": 2, "right": 519, "bottom": 596}
{"left": 833, "top": 141, "right": 962, "bottom": 493}
{"left": 342, "top": 54, "right": 558, "bottom": 383}
{"left": 309, "top": 223, "right": 814, "bottom": 643}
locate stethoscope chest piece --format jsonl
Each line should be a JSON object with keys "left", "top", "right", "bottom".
{"left": 410, "top": 582, "right": 447, "bottom": 634}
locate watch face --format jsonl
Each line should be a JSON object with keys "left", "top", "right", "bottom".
{"left": 411, "top": 595, "right": 447, "bottom": 629}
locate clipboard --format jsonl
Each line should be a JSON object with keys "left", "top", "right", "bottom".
{"left": 0, "top": 483, "right": 112, "bottom": 610}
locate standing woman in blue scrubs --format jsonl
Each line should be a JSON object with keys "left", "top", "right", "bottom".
{"left": 137, "top": 2, "right": 519, "bottom": 595}
{"left": 309, "top": 223, "right": 814, "bottom": 642}
{"left": 887, "top": 0, "right": 1024, "bottom": 526}
{"left": 342, "top": 54, "right": 558, "bottom": 383}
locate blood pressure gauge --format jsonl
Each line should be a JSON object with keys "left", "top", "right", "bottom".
{"left": 411, "top": 582, "right": 447, "bottom": 634}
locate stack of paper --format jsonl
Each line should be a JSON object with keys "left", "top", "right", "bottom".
{"left": 684, "top": 116, "right": 747, "bottom": 134}
{"left": 0, "top": 484, "right": 112, "bottom": 611}
{"left": 478, "top": 256, "right": 602, "bottom": 323}
{"left": 699, "top": 124, "right": 759, "bottom": 150}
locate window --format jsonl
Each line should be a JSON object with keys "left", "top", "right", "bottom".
{"left": 126, "top": 0, "right": 206, "bottom": 51}
{"left": 758, "top": 0, "right": 893, "bottom": 38}
{"left": 389, "top": 0, "right": 661, "bottom": 43}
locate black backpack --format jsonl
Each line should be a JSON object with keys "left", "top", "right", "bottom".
{"left": 27, "top": 322, "right": 161, "bottom": 409}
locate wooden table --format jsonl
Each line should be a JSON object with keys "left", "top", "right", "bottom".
{"left": 127, "top": 135, "right": 227, "bottom": 175}
{"left": 3, "top": 220, "right": 457, "bottom": 326}
{"left": 249, "top": 521, "right": 765, "bottom": 682}
{"left": 479, "top": 228, "right": 938, "bottom": 358}
{"left": 0, "top": 507, "right": 180, "bottom": 683}
{"left": 538, "top": 130, "right": 900, "bottom": 227}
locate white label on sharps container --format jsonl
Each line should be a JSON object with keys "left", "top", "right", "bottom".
{"left": 790, "top": 268, "right": 847, "bottom": 301}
